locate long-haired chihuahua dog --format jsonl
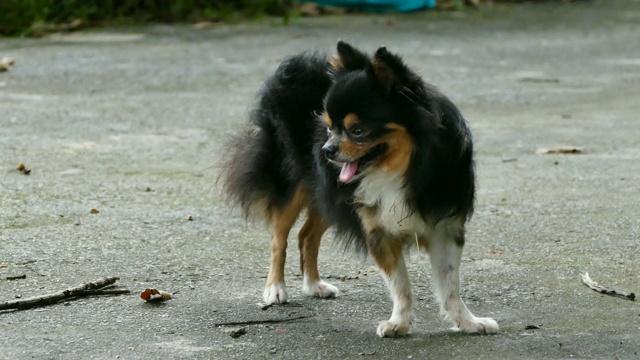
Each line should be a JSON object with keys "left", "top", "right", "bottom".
{"left": 222, "top": 41, "right": 498, "bottom": 337}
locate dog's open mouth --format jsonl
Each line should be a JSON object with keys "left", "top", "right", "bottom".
{"left": 338, "top": 143, "right": 387, "bottom": 183}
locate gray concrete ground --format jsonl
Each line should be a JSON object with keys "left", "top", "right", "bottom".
{"left": 1, "top": 0, "right": 640, "bottom": 358}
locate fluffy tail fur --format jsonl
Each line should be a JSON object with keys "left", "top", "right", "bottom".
{"left": 221, "top": 52, "right": 331, "bottom": 220}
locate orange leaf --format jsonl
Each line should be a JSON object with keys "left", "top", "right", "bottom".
{"left": 484, "top": 249, "right": 504, "bottom": 255}
{"left": 140, "top": 288, "right": 172, "bottom": 302}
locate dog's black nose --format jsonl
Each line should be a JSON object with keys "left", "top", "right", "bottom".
{"left": 322, "top": 142, "right": 338, "bottom": 160}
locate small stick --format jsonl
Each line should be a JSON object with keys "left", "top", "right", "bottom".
{"left": 0, "top": 276, "right": 126, "bottom": 311}
{"left": 6, "top": 274, "right": 26, "bottom": 280}
{"left": 81, "top": 289, "right": 131, "bottom": 296}
{"left": 214, "top": 315, "right": 313, "bottom": 327}
{"left": 580, "top": 272, "right": 635, "bottom": 301}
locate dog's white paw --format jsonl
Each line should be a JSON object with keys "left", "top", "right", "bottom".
{"left": 303, "top": 279, "right": 338, "bottom": 298}
{"left": 454, "top": 316, "right": 499, "bottom": 334}
{"left": 376, "top": 320, "right": 411, "bottom": 338}
{"left": 263, "top": 282, "right": 288, "bottom": 305}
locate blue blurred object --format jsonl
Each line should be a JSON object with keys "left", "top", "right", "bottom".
{"left": 306, "top": 0, "right": 436, "bottom": 12}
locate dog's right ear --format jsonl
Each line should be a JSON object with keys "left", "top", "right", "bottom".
{"left": 329, "top": 40, "right": 369, "bottom": 73}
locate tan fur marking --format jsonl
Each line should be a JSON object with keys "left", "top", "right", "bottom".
{"left": 265, "top": 187, "right": 309, "bottom": 288}
{"left": 339, "top": 137, "right": 375, "bottom": 160}
{"left": 343, "top": 113, "right": 359, "bottom": 130}
{"left": 329, "top": 55, "right": 343, "bottom": 71}
{"left": 371, "top": 58, "right": 394, "bottom": 90}
{"left": 357, "top": 206, "right": 380, "bottom": 235}
{"left": 324, "top": 113, "right": 332, "bottom": 128}
{"left": 375, "top": 123, "right": 413, "bottom": 174}
{"left": 297, "top": 208, "right": 329, "bottom": 281}
{"left": 334, "top": 123, "right": 412, "bottom": 172}
{"left": 368, "top": 235, "right": 405, "bottom": 275}
{"left": 358, "top": 207, "right": 407, "bottom": 275}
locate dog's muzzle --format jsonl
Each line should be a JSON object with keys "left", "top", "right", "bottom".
{"left": 322, "top": 140, "right": 339, "bottom": 161}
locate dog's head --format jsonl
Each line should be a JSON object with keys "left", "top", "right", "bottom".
{"left": 321, "top": 41, "right": 418, "bottom": 184}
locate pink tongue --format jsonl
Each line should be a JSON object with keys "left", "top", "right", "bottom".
{"left": 339, "top": 161, "right": 358, "bottom": 183}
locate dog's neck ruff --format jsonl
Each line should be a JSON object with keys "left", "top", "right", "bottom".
{"left": 354, "top": 170, "right": 428, "bottom": 236}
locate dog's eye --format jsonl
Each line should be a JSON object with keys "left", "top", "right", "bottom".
{"left": 350, "top": 127, "right": 364, "bottom": 138}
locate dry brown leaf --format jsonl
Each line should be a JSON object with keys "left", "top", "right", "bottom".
{"left": 0, "top": 265, "right": 7, "bottom": 269}
{"left": 90, "top": 208, "right": 100, "bottom": 214}
{"left": 536, "top": 146, "right": 583, "bottom": 154}
{"left": 140, "top": 288, "right": 173, "bottom": 302}
{"left": 484, "top": 249, "right": 504, "bottom": 255}
{"left": 0, "top": 57, "right": 15, "bottom": 72}
{"left": 1, "top": 57, "right": 15, "bottom": 66}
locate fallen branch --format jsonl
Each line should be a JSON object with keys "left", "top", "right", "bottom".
{"left": 6, "top": 274, "right": 26, "bottom": 280}
{"left": 580, "top": 272, "right": 635, "bottom": 301}
{"left": 256, "top": 302, "right": 306, "bottom": 310}
{"left": 537, "top": 146, "right": 584, "bottom": 154}
{"left": 81, "top": 289, "right": 131, "bottom": 296}
{"left": 0, "top": 276, "right": 129, "bottom": 311}
{"left": 214, "top": 314, "right": 313, "bottom": 327}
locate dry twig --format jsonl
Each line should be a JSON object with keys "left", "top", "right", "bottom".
{"left": 6, "top": 274, "right": 26, "bottom": 280}
{"left": 214, "top": 314, "right": 313, "bottom": 327}
{"left": 537, "top": 146, "right": 583, "bottom": 154}
{"left": 580, "top": 272, "right": 635, "bottom": 301}
{"left": 81, "top": 289, "right": 131, "bottom": 296}
{"left": 0, "top": 276, "right": 128, "bottom": 311}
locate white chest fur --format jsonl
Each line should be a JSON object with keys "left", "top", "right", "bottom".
{"left": 354, "top": 171, "right": 428, "bottom": 236}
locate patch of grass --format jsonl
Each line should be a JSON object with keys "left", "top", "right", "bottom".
{"left": 0, "top": 0, "right": 297, "bottom": 36}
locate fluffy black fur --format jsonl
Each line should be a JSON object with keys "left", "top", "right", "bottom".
{"left": 223, "top": 52, "right": 331, "bottom": 217}
{"left": 223, "top": 42, "right": 475, "bottom": 251}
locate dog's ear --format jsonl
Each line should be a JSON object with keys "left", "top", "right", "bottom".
{"left": 369, "top": 46, "right": 410, "bottom": 92}
{"left": 329, "top": 40, "right": 369, "bottom": 73}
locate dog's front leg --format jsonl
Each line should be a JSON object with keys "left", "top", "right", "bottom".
{"left": 367, "top": 229, "right": 412, "bottom": 337}
{"left": 429, "top": 219, "right": 499, "bottom": 334}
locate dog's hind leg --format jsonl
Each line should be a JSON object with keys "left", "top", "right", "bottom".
{"left": 428, "top": 218, "right": 499, "bottom": 334}
{"left": 263, "top": 189, "right": 307, "bottom": 305}
{"left": 298, "top": 207, "right": 338, "bottom": 298}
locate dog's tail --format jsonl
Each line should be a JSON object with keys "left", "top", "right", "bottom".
{"left": 221, "top": 52, "right": 331, "bottom": 221}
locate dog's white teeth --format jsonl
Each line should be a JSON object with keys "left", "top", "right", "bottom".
{"left": 339, "top": 161, "right": 358, "bottom": 183}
